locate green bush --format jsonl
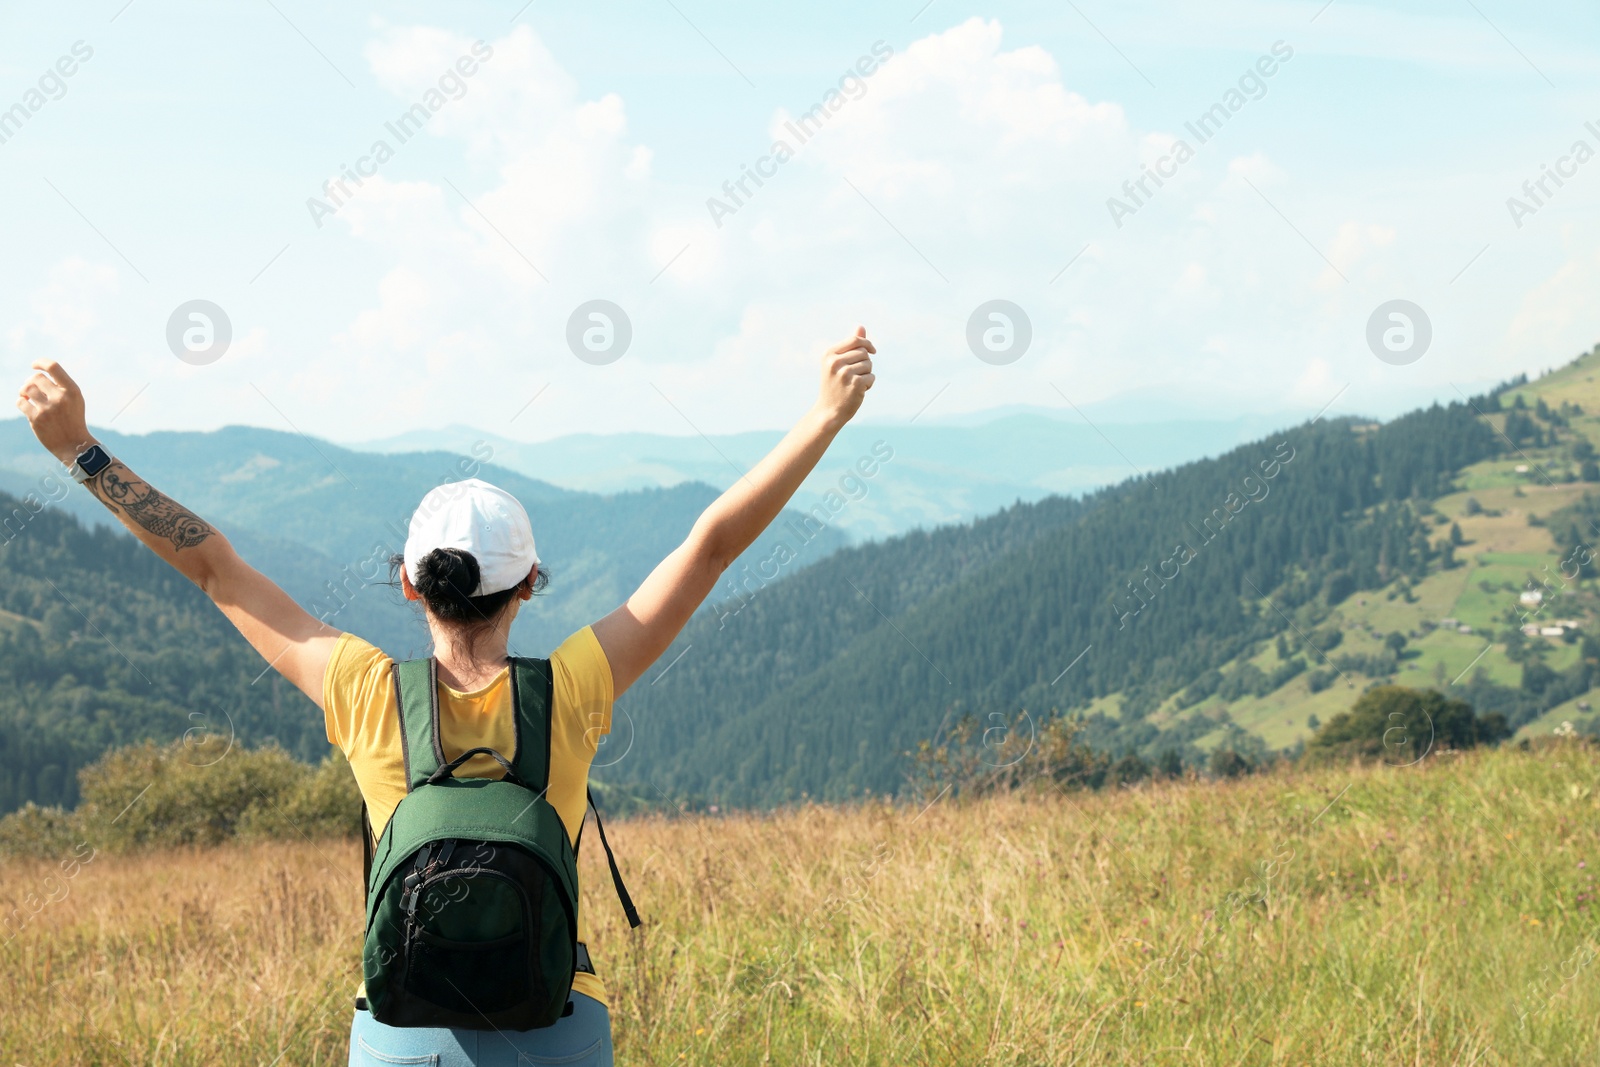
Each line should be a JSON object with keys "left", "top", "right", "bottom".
{"left": 907, "top": 712, "right": 1111, "bottom": 798}
{"left": 1331, "top": 651, "right": 1398, "bottom": 677}
{"left": 0, "top": 801, "right": 83, "bottom": 857}
{"left": 1265, "top": 657, "right": 1306, "bottom": 691}
{"left": 1177, "top": 668, "right": 1223, "bottom": 708}
{"left": 238, "top": 748, "right": 362, "bottom": 841}
{"left": 1303, "top": 685, "right": 1509, "bottom": 767}
{"left": 79, "top": 739, "right": 306, "bottom": 849}
{"left": 1209, "top": 748, "right": 1252, "bottom": 779}
{"left": 1109, "top": 753, "right": 1149, "bottom": 786}
{"left": 0, "top": 738, "right": 360, "bottom": 856}
{"left": 1322, "top": 571, "right": 1356, "bottom": 606}
{"left": 1217, "top": 664, "right": 1266, "bottom": 702}
{"left": 1306, "top": 626, "right": 1344, "bottom": 653}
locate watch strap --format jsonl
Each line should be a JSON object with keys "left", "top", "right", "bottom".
{"left": 68, "top": 444, "right": 112, "bottom": 484}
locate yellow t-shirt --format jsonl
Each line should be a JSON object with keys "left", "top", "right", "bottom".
{"left": 322, "top": 626, "right": 614, "bottom": 1007}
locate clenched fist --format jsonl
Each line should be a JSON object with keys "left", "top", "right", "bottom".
{"left": 16, "top": 359, "right": 96, "bottom": 465}
{"left": 817, "top": 326, "right": 876, "bottom": 427}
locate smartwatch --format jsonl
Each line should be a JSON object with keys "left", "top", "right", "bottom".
{"left": 68, "top": 444, "right": 113, "bottom": 484}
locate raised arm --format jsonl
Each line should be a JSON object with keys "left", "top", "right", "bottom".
{"left": 592, "top": 327, "right": 877, "bottom": 696}
{"left": 15, "top": 359, "right": 340, "bottom": 707}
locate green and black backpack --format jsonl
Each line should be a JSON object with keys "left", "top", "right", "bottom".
{"left": 358, "top": 655, "right": 640, "bottom": 1030}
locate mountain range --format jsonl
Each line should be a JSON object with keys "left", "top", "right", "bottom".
{"left": 348, "top": 409, "right": 1277, "bottom": 541}
{"left": 5, "top": 356, "right": 1598, "bottom": 813}
{"left": 607, "top": 391, "right": 1513, "bottom": 804}
{"left": 0, "top": 421, "right": 848, "bottom": 661}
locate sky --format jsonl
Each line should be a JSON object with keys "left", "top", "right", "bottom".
{"left": 1, "top": 0, "right": 1598, "bottom": 446}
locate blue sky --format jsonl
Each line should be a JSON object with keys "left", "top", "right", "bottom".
{"left": 2, "top": 0, "right": 1598, "bottom": 445}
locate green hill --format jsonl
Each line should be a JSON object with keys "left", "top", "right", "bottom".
{"left": 0, "top": 424, "right": 846, "bottom": 816}
{"left": 613, "top": 370, "right": 1600, "bottom": 806}
{"left": 0, "top": 421, "right": 846, "bottom": 660}
{"left": 13, "top": 347, "right": 1600, "bottom": 815}
{"left": 0, "top": 494, "right": 322, "bottom": 813}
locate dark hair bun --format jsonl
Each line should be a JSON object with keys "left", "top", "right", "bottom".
{"left": 414, "top": 547, "right": 482, "bottom": 621}
{"left": 394, "top": 546, "right": 544, "bottom": 633}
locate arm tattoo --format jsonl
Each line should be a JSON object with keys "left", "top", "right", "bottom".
{"left": 89, "top": 462, "right": 215, "bottom": 551}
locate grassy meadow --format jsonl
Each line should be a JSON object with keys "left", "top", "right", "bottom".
{"left": 4, "top": 742, "right": 1600, "bottom": 1065}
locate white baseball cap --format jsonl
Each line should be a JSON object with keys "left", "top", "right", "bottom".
{"left": 403, "top": 479, "right": 540, "bottom": 597}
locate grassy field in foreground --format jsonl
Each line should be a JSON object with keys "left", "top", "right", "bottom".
{"left": 5, "top": 745, "right": 1600, "bottom": 1065}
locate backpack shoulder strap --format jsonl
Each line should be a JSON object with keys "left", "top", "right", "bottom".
{"left": 508, "top": 657, "right": 553, "bottom": 795}
{"left": 586, "top": 788, "right": 641, "bottom": 929}
{"left": 392, "top": 658, "right": 445, "bottom": 792}
{"left": 360, "top": 801, "right": 374, "bottom": 892}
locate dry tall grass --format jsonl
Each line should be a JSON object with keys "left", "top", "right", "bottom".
{"left": 4, "top": 743, "right": 1599, "bottom": 1064}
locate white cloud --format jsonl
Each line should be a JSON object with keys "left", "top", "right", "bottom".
{"left": 1326, "top": 221, "right": 1397, "bottom": 285}
{"left": 7, "top": 259, "right": 120, "bottom": 354}
{"left": 1291, "top": 355, "right": 1338, "bottom": 408}
{"left": 13, "top": 12, "right": 1591, "bottom": 447}
{"left": 210, "top": 17, "right": 1600, "bottom": 439}
{"left": 1506, "top": 242, "right": 1600, "bottom": 356}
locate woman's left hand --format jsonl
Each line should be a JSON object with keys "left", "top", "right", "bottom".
{"left": 16, "top": 359, "right": 96, "bottom": 465}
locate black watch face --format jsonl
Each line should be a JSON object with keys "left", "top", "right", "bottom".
{"left": 78, "top": 445, "right": 112, "bottom": 477}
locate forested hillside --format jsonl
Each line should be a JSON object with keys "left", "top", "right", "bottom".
{"left": 616, "top": 394, "right": 1508, "bottom": 805}
{"left": 0, "top": 422, "right": 847, "bottom": 659}
{"left": 0, "top": 425, "right": 845, "bottom": 816}
{"left": 10, "top": 366, "right": 1597, "bottom": 815}
{"left": 0, "top": 495, "right": 320, "bottom": 813}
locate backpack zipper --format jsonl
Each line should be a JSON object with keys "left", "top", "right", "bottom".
{"left": 400, "top": 841, "right": 447, "bottom": 916}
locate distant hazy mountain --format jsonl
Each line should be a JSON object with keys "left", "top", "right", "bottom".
{"left": 347, "top": 409, "right": 1278, "bottom": 541}
{"left": 0, "top": 420, "right": 846, "bottom": 661}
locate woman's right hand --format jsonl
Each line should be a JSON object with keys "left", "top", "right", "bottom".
{"left": 593, "top": 324, "right": 880, "bottom": 697}
{"left": 815, "top": 326, "right": 876, "bottom": 428}
{"left": 16, "top": 359, "right": 97, "bottom": 465}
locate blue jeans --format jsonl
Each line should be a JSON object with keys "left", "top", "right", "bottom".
{"left": 348, "top": 993, "right": 613, "bottom": 1066}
